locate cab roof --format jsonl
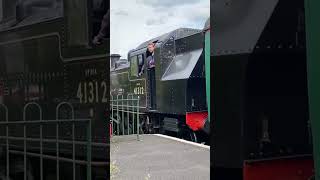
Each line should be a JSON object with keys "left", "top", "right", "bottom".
{"left": 133, "top": 28, "right": 202, "bottom": 51}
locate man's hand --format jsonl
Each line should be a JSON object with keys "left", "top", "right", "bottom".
{"left": 93, "top": 36, "right": 102, "bottom": 45}
{"left": 138, "top": 72, "right": 143, "bottom": 76}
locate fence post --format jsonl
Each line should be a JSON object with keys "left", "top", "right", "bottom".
{"left": 116, "top": 95, "right": 120, "bottom": 135}
{"left": 0, "top": 104, "right": 9, "bottom": 179}
{"left": 56, "top": 102, "right": 75, "bottom": 180}
{"left": 110, "top": 94, "right": 114, "bottom": 138}
{"left": 127, "top": 94, "right": 130, "bottom": 135}
{"left": 131, "top": 95, "right": 135, "bottom": 134}
{"left": 137, "top": 96, "right": 140, "bottom": 141}
{"left": 86, "top": 119, "right": 92, "bottom": 180}
{"left": 121, "top": 95, "right": 124, "bottom": 135}
{"left": 23, "top": 102, "right": 42, "bottom": 180}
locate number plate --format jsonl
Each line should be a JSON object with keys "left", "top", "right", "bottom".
{"left": 77, "top": 81, "right": 108, "bottom": 103}
{"left": 67, "top": 59, "right": 108, "bottom": 104}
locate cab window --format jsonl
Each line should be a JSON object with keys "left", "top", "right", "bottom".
{"left": 130, "top": 56, "right": 138, "bottom": 77}
{"left": 0, "top": 0, "right": 63, "bottom": 31}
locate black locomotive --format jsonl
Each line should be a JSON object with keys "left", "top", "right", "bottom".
{"left": 110, "top": 27, "right": 210, "bottom": 143}
{"left": 0, "top": 0, "right": 109, "bottom": 179}
{"left": 212, "top": 0, "right": 313, "bottom": 179}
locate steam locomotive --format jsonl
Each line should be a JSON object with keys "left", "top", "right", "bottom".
{"left": 0, "top": 0, "right": 109, "bottom": 179}
{"left": 110, "top": 22, "right": 210, "bottom": 143}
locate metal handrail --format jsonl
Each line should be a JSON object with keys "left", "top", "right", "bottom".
{"left": 0, "top": 103, "right": 9, "bottom": 179}
{"left": 23, "top": 102, "right": 43, "bottom": 180}
{"left": 0, "top": 102, "right": 93, "bottom": 180}
{"left": 56, "top": 102, "right": 75, "bottom": 180}
{"left": 110, "top": 94, "right": 141, "bottom": 140}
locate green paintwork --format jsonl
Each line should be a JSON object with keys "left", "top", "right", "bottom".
{"left": 0, "top": 1, "right": 109, "bottom": 177}
{"left": 305, "top": 0, "right": 320, "bottom": 179}
{"left": 205, "top": 30, "right": 210, "bottom": 122}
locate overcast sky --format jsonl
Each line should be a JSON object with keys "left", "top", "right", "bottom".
{"left": 110, "top": 0, "right": 210, "bottom": 58}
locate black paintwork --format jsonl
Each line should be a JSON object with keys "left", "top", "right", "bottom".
{"left": 212, "top": 0, "right": 311, "bottom": 170}
{"left": 110, "top": 28, "right": 208, "bottom": 141}
{"left": 111, "top": 28, "right": 207, "bottom": 115}
{"left": 0, "top": 0, "right": 109, "bottom": 176}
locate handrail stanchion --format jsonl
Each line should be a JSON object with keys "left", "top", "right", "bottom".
{"left": 121, "top": 95, "right": 124, "bottom": 135}
{"left": 137, "top": 96, "right": 140, "bottom": 141}
{"left": 132, "top": 95, "right": 135, "bottom": 134}
{"left": 129, "top": 94, "right": 134, "bottom": 135}
{"left": 56, "top": 102, "right": 75, "bottom": 180}
{"left": 86, "top": 118, "right": 92, "bottom": 180}
{"left": 23, "top": 102, "right": 42, "bottom": 180}
{"left": 39, "top": 105, "right": 43, "bottom": 180}
{"left": 55, "top": 111, "right": 60, "bottom": 180}
{"left": 127, "top": 94, "right": 130, "bottom": 135}
{"left": 116, "top": 94, "right": 121, "bottom": 135}
{"left": 111, "top": 94, "right": 114, "bottom": 137}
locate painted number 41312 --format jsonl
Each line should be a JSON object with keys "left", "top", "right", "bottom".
{"left": 134, "top": 87, "right": 144, "bottom": 95}
{"left": 77, "top": 81, "right": 108, "bottom": 103}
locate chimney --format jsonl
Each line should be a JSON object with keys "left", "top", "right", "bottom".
{"left": 110, "top": 54, "right": 121, "bottom": 69}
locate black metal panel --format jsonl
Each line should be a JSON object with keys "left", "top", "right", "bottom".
{"left": 244, "top": 52, "right": 311, "bottom": 160}
{"left": 186, "top": 52, "right": 207, "bottom": 112}
{"left": 213, "top": 54, "right": 312, "bottom": 168}
{"left": 0, "top": 2, "right": 109, "bottom": 162}
{"left": 254, "top": 0, "right": 306, "bottom": 51}
{"left": 212, "top": 0, "right": 279, "bottom": 56}
{"left": 212, "top": 54, "right": 248, "bottom": 168}
{"left": 186, "top": 77, "right": 207, "bottom": 112}
{"left": 212, "top": 0, "right": 311, "bottom": 169}
{"left": 156, "top": 79, "right": 187, "bottom": 115}
{"left": 175, "top": 32, "right": 204, "bottom": 55}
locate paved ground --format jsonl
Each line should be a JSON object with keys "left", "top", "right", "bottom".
{"left": 110, "top": 134, "right": 210, "bottom": 180}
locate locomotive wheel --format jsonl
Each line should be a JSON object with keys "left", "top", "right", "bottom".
{"left": 180, "top": 128, "right": 198, "bottom": 143}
